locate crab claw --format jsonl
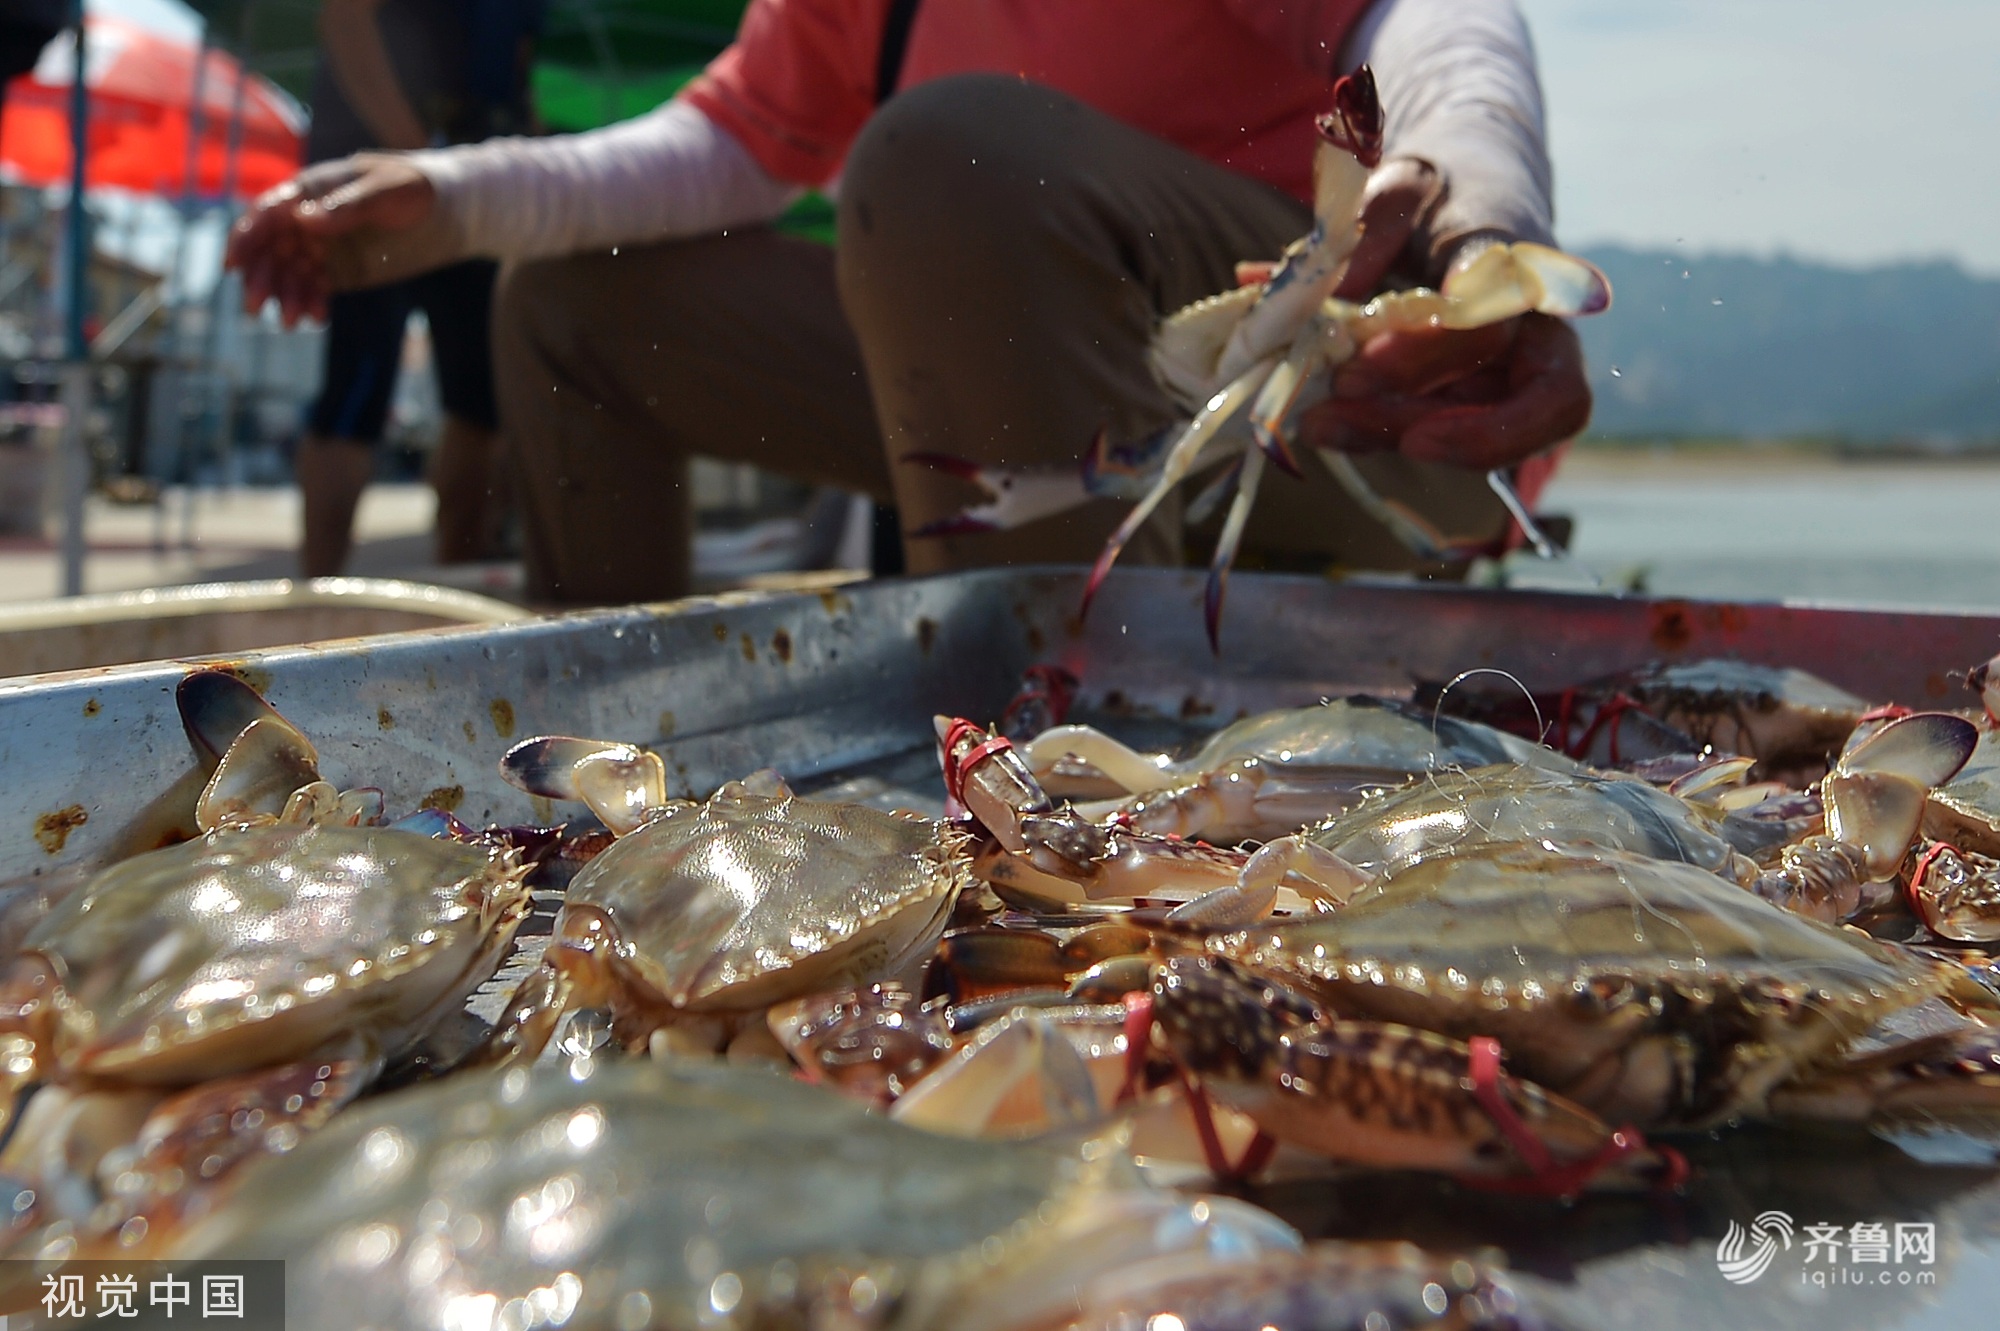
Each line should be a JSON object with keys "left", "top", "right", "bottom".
{"left": 177, "top": 669, "right": 288, "bottom": 767}
{"left": 500, "top": 735, "right": 666, "bottom": 837}
{"left": 196, "top": 716, "right": 322, "bottom": 832}
{"left": 1442, "top": 243, "right": 1612, "bottom": 327}
{"left": 901, "top": 452, "right": 1092, "bottom": 537}
{"left": 1821, "top": 713, "right": 1977, "bottom": 881}
{"left": 1314, "top": 65, "right": 1384, "bottom": 168}
{"left": 1838, "top": 711, "right": 1977, "bottom": 787}
{"left": 933, "top": 715, "right": 1053, "bottom": 851}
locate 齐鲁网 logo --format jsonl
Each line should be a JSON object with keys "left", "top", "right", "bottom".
{"left": 1716, "top": 1210, "right": 1795, "bottom": 1285}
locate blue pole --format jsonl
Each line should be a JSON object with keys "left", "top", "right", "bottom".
{"left": 62, "top": 0, "right": 88, "bottom": 361}
{"left": 57, "top": 0, "right": 90, "bottom": 594}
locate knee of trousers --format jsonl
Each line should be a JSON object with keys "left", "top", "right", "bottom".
{"left": 836, "top": 74, "right": 1101, "bottom": 295}
{"left": 489, "top": 254, "right": 582, "bottom": 381}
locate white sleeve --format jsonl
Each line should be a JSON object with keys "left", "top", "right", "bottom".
{"left": 403, "top": 99, "right": 803, "bottom": 262}
{"left": 1342, "top": 0, "right": 1557, "bottom": 271}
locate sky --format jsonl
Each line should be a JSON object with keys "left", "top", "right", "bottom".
{"left": 1517, "top": 0, "right": 2000, "bottom": 275}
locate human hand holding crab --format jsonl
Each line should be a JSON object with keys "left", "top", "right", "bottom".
{"left": 909, "top": 68, "right": 1608, "bottom": 647}
{"left": 1282, "top": 159, "right": 1594, "bottom": 471}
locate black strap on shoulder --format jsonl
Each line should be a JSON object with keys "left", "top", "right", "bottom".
{"left": 874, "top": 0, "right": 922, "bottom": 104}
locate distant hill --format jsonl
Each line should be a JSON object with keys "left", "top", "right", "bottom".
{"left": 1573, "top": 246, "right": 2000, "bottom": 443}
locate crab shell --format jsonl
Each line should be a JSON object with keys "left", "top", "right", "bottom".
{"left": 1610, "top": 661, "right": 1870, "bottom": 770}
{"left": 1308, "top": 764, "right": 1748, "bottom": 881}
{"left": 164, "top": 1057, "right": 1116, "bottom": 1331}
{"left": 559, "top": 784, "right": 967, "bottom": 1014}
{"left": 1213, "top": 844, "right": 1947, "bottom": 1128}
{"left": 2, "top": 823, "right": 529, "bottom": 1086}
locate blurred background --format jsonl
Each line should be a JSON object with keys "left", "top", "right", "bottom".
{"left": 0, "top": 0, "right": 1995, "bottom": 608}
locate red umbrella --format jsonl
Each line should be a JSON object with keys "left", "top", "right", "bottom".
{"left": 0, "top": 14, "right": 304, "bottom": 199}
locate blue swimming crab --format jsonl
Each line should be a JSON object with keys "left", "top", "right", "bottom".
{"left": 1023, "top": 695, "right": 1578, "bottom": 844}
{"left": 0, "top": 671, "right": 532, "bottom": 1259}
{"left": 1308, "top": 709, "right": 1978, "bottom": 923}
{"left": 1211, "top": 842, "right": 1979, "bottom": 1130}
{"left": 489, "top": 737, "right": 971, "bottom": 1059}
{"left": 162, "top": 1055, "right": 1301, "bottom": 1331}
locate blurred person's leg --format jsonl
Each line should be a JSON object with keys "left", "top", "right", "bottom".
{"left": 835, "top": 74, "right": 1508, "bottom": 577}
{"left": 415, "top": 260, "right": 508, "bottom": 564}
{"left": 492, "top": 230, "right": 887, "bottom": 605}
{"left": 299, "top": 281, "right": 412, "bottom": 577}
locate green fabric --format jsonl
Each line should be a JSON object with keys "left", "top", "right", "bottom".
{"left": 532, "top": 62, "right": 705, "bottom": 131}
{"left": 531, "top": 60, "right": 836, "bottom": 247}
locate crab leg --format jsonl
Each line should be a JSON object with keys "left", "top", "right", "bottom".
{"left": 1081, "top": 355, "right": 1279, "bottom": 615}
{"left": 900, "top": 452, "right": 1099, "bottom": 537}
{"left": 1246, "top": 324, "right": 1335, "bottom": 477}
{"left": 1201, "top": 446, "right": 1267, "bottom": 651}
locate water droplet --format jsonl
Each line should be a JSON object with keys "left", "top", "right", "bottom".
{"left": 1711, "top": 299, "right": 1723, "bottom": 306}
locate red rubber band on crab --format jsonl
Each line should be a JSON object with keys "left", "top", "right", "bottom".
{"left": 1565, "top": 692, "right": 1645, "bottom": 764}
{"left": 999, "top": 665, "right": 1080, "bottom": 737}
{"left": 1859, "top": 704, "right": 1915, "bottom": 724}
{"left": 1906, "top": 839, "right": 1961, "bottom": 930}
{"left": 939, "top": 718, "right": 1018, "bottom": 819}
{"left": 1115, "top": 990, "right": 1277, "bottom": 1184}
{"left": 1461, "top": 1036, "right": 1687, "bottom": 1197}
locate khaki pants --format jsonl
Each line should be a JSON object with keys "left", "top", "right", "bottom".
{"left": 493, "top": 74, "right": 1507, "bottom": 605}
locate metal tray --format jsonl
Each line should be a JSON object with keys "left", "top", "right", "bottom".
{"left": 0, "top": 566, "right": 1996, "bottom": 1327}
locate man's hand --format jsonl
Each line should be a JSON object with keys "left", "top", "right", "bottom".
{"left": 225, "top": 155, "right": 437, "bottom": 326}
{"left": 1293, "top": 157, "right": 1593, "bottom": 470}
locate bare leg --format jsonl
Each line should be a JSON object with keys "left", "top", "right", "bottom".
{"left": 429, "top": 414, "right": 503, "bottom": 564}
{"left": 296, "top": 434, "right": 375, "bottom": 578}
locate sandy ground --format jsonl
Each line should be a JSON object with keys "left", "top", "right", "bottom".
{"left": 0, "top": 484, "right": 517, "bottom": 604}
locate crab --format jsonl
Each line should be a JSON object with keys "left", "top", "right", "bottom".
{"left": 938, "top": 716, "right": 1369, "bottom": 919}
{"left": 0, "top": 683, "right": 532, "bottom": 1257}
{"left": 1143, "top": 952, "right": 1676, "bottom": 1193}
{"left": 161, "top": 1055, "right": 1302, "bottom": 1331}
{"left": 1023, "top": 695, "right": 1577, "bottom": 844}
{"left": 902, "top": 67, "right": 1612, "bottom": 648}
{"left": 1306, "top": 710, "right": 1977, "bottom": 923}
{"left": 1211, "top": 842, "right": 1960, "bottom": 1130}
{"left": 1420, "top": 659, "right": 1876, "bottom": 777}
{"left": 487, "top": 737, "right": 971, "bottom": 1059}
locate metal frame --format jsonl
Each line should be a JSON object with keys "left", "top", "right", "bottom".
{"left": 2, "top": 567, "right": 1997, "bottom": 888}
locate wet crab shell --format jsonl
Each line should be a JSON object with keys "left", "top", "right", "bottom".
{"left": 164, "top": 1057, "right": 1101, "bottom": 1331}
{"left": 566, "top": 786, "right": 968, "bottom": 1012}
{"left": 1213, "top": 844, "right": 1946, "bottom": 1127}
{"left": 1306, "top": 764, "right": 1748, "bottom": 880}
{"left": 5, "top": 824, "right": 529, "bottom": 1086}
